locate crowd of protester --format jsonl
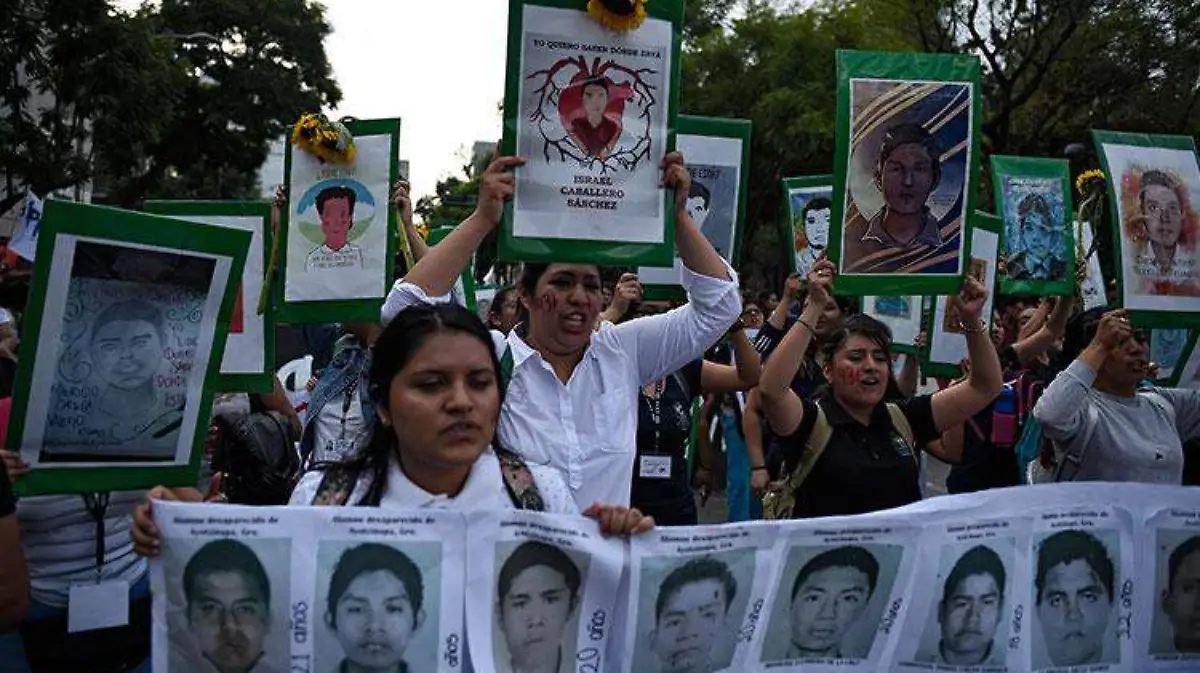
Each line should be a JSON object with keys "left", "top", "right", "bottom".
{"left": 0, "top": 151, "right": 1197, "bottom": 673}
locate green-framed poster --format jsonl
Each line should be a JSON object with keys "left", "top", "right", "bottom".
{"left": 639, "top": 115, "right": 751, "bottom": 301}
{"left": 279, "top": 117, "right": 400, "bottom": 323}
{"left": 6, "top": 201, "right": 249, "bottom": 495}
{"left": 923, "top": 212, "right": 1001, "bottom": 379}
{"left": 1168, "top": 329, "right": 1200, "bottom": 388}
{"left": 1149, "top": 327, "right": 1190, "bottom": 384}
{"left": 990, "top": 155, "right": 1076, "bottom": 297}
{"left": 145, "top": 200, "right": 276, "bottom": 393}
{"left": 860, "top": 295, "right": 924, "bottom": 355}
{"left": 427, "top": 226, "right": 478, "bottom": 312}
{"left": 498, "top": 0, "right": 684, "bottom": 266}
{"left": 1092, "top": 130, "right": 1200, "bottom": 328}
{"left": 783, "top": 175, "right": 833, "bottom": 278}
{"left": 830, "top": 50, "right": 983, "bottom": 296}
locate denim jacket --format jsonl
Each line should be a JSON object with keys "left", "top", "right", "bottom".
{"left": 300, "top": 335, "right": 374, "bottom": 464}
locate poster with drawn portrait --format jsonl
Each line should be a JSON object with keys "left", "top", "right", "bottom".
{"left": 831, "top": 50, "right": 982, "bottom": 296}
{"left": 145, "top": 201, "right": 276, "bottom": 393}
{"left": 621, "top": 523, "right": 779, "bottom": 673}
{"left": 282, "top": 117, "right": 399, "bottom": 323}
{"left": 895, "top": 517, "right": 1030, "bottom": 671}
{"left": 861, "top": 295, "right": 924, "bottom": 354}
{"left": 1140, "top": 508, "right": 1200, "bottom": 670}
{"left": 6, "top": 201, "right": 247, "bottom": 496}
{"left": 638, "top": 116, "right": 750, "bottom": 298}
{"left": 464, "top": 510, "right": 626, "bottom": 673}
{"left": 753, "top": 520, "right": 919, "bottom": 672}
{"left": 991, "top": 155, "right": 1076, "bottom": 297}
{"left": 925, "top": 212, "right": 1001, "bottom": 378}
{"left": 1151, "top": 328, "right": 1190, "bottom": 382}
{"left": 309, "top": 510, "right": 465, "bottom": 673}
{"left": 783, "top": 176, "right": 834, "bottom": 278}
{"left": 1094, "top": 131, "right": 1200, "bottom": 327}
{"left": 500, "top": 0, "right": 684, "bottom": 266}
{"left": 151, "top": 502, "right": 298, "bottom": 673}
{"left": 1028, "top": 506, "right": 1135, "bottom": 673}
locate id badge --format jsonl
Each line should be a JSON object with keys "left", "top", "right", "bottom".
{"left": 639, "top": 455, "right": 671, "bottom": 479}
{"left": 68, "top": 581, "right": 130, "bottom": 633}
{"left": 329, "top": 438, "right": 356, "bottom": 460}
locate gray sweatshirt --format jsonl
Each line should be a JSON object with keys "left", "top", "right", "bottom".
{"left": 1033, "top": 359, "right": 1193, "bottom": 484}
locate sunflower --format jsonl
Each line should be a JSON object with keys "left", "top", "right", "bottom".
{"left": 587, "top": 0, "right": 648, "bottom": 31}
{"left": 1075, "top": 169, "right": 1106, "bottom": 197}
{"left": 290, "top": 113, "right": 356, "bottom": 165}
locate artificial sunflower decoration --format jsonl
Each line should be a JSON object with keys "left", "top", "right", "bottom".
{"left": 1075, "top": 169, "right": 1106, "bottom": 197}
{"left": 587, "top": 0, "right": 648, "bottom": 32}
{"left": 290, "top": 113, "right": 357, "bottom": 165}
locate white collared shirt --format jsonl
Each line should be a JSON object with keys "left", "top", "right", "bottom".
{"left": 289, "top": 448, "right": 578, "bottom": 514}
{"left": 381, "top": 261, "right": 741, "bottom": 508}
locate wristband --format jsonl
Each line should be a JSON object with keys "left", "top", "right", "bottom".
{"left": 751, "top": 466, "right": 768, "bottom": 472}
{"left": 726, "top": 318, "right": 746, "bottom": 334}
{"left": 955, "top": 319, "right": 987, "bottom": 334}
{"left": 795, "top": 318, "right": 816, "bottom": 335}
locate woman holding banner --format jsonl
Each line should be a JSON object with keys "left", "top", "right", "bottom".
{"left": 380, "top": 152, "right": 741, "bottom": 511}
{"left": 759, "top": 260, "right": 1003, "bottom": 518}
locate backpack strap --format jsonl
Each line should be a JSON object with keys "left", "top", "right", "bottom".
{"left": 791, "top": 407, "right": 834, "bottom": 488}
{"left": 494, "top": 446, "right": 546, "bottom": 512}
{"left": 312, "top": 468, "right": 359, "bottom": 506}
{"left": 884, "top": 403, "right": 918, "bottom": 465}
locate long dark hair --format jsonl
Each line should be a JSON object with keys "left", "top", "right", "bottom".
{"left": 323, "top": 303, "right": 505, "bottom": 506}
{"left": 817, "top": 313, "right": 906, "bottom": 402}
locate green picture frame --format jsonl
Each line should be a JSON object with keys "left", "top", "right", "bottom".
{"left": 144, "top": 200, "right": 277, "bottom": 393}
{"left": 279, "top": 117, "right": 400, "bottom": 324}
{"left": 1167, "top": 330, "right": 1200, "bottom": 388}
{"left": 499, "top": 0, "right": 684, "bottom": 266}
{"left": 640, "top": 115, "right": 752, "bottom": 302}
{"left": 427, "top": 226, "right": 478, "bottom": 311}
{"left": 922, "top": 212, "right": 1002, "bottom": 379}
{"left": 989, "top": 155, "right": 1076, "bottom": 297}
{"left": 860, "top": 295, "right": 925, "bottom": 355}
{"left": 782, "top": 175, "right": 834, "bottom": 278}
{"left": 7, "top": 201, "right": 249, "bottom": 496}
{"left": 830, "top": 50, "right": 983, "bottom": 296}
{"left": 1092, "top": 130, "right": 1200, "bottom": 328}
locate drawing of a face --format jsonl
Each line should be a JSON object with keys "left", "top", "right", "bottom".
{"left": 91, "top": 319, "right": 163, "bottom": 391}
{"left": 188, "top": 571, "right": 270, "bottom": 673}
{"left": 501, "top": 564, "right": 576, "bottom": 669}
{"left": 880, "top": 143, "right": 937, "bottom": 215}
{"left": 789, "top": 566, "right": 870, "bottom": 656}
{"left": 1143, "top": 183, "right": 1184, "bottom": 248}
{"left": 939, "top": 573, "right": 1002, "bottom": 663}
{"left": 1163, "top": 546, "right": 1200, "bottom": 652}
{"left": 652, "top": 579, "right": 728, "bottom": 673}
{"left": 806, "top": 207, "right": 831, "bottom": 249}
{"left": 1037, "top": 560, "right": 1112, "bottom": 666}
{"left": 582, "top": 82, "right": 608, "bottom": 127}
{"left": 687, "top": 195, "right": 711, "bottom": 229}
{"left": 1021, "top": 211, "right": 1053, "bottom": 259}
{"left": 333, "top": 570, "right": 421, "bottom": 670}
{"left": 319, "top": 196, "right": 354, "bottom": 251}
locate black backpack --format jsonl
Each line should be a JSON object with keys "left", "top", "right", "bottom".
{"left": 213, "top": 411, "right": 301, "bottom": 505}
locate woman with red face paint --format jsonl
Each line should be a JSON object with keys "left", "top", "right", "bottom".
{"left": 380, "top": 153, "right": 741, "bottom": 511}
{"left": 759, "top": 260, "right": 1003, "bottom": 518}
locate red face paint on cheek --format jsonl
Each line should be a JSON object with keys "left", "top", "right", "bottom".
{"left": 537, "top": 293, "right": 558, "bottom": 314}
{"left": 836, "top": 364, "right": 863, "bottom": 387}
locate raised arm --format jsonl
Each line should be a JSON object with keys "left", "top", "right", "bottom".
{"left": 1018, "top": 298, "right": 1053, "bottom": 342}
{"left": 759, "top": 260, "right": 833, "bottom": 436}
{"left": 1033, "top": 309, "right": 1129, "bottom": 441}
{"left": 392, "top": 179, "right": 429, "bottom": 261}
{"left": 894, "top": 334, "right": 924, "bottom": 399}
{"left": 930, "top": 276, "right": 1004, "bottom": 432}
{"left": 700, "top": 329, "right": 761, "bottom": 394}
{"left": 741, "top": 388, "right": 770, "bottom": 497}
{"left": 599, "top": 273, "right": 641, "bottom": 326}
{"left": 381, "top": 157, "right": 524, "bottom": 322}
{"left": 609, "top": 153, "right": 741, "bottom": 383}
{"left": 1011, "top": 296, "right": 1074, "bottom": 365}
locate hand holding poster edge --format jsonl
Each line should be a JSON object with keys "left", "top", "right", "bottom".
{"left": 278, "top": 116, "right": 401, "bottom": 324}
{"left": 7, "top": 200, "right": 250, "bottom": 496}
{"left": 1091, "top": 129, "right": 1200, "bottom": 328}
{"left": 144, "top": 200, "right": 277, "bottom": 394}
{"left": 639, "top": 115, "right": 752, "bottom": 301}
{"left": 829, "top": 49, "right": 983, "bottom": 297}
{"left": 498, "top": 0, "right": 685, "bottom": 266}
{"left": 990, "top": 155, "right": 1077, "bottom": 298}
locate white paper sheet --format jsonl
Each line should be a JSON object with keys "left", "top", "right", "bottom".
{"left": 929, "top": 226, "right": 1000, "bottom": 368}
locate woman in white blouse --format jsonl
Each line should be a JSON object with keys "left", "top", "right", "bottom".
{"left": 380, "top": 153, "right": 742, "bottom": 510}
{"left": 131, "top": 304, "right": 652, "bottom": 555}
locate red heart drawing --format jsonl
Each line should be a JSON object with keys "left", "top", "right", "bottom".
{"left": 558, "top": 73, "right": 632, "bottom": 159}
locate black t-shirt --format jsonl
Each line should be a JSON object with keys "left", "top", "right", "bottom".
{"left": 1000, "top": 345, "right": 1063, "bottom": 385}
{"left": 0, "top": 455, "right": 14, "bottom": 518}
{"left": 946, "top": 401, "right": 1020, "bottom": 494}
{"left": 781, "top": 394, "right": 939, "bottom": 518}
{"left": 630, "top": 360, "right": 703, "bottom": 525}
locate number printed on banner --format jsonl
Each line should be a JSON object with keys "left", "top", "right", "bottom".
{"left": 1117, "top": 579, "right": 1134, "bottom": 640}
{"left": 879, "top": 598, "right": 904, "bottom": 635}
{"left": 443, "top": 633, "right": 460, "bottom": 669}
{"left": 1009, "top": 604, "right": 1024, "bottom": 651}
{"left": 738, "top": 598, "right": 765, "bottom": 644}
